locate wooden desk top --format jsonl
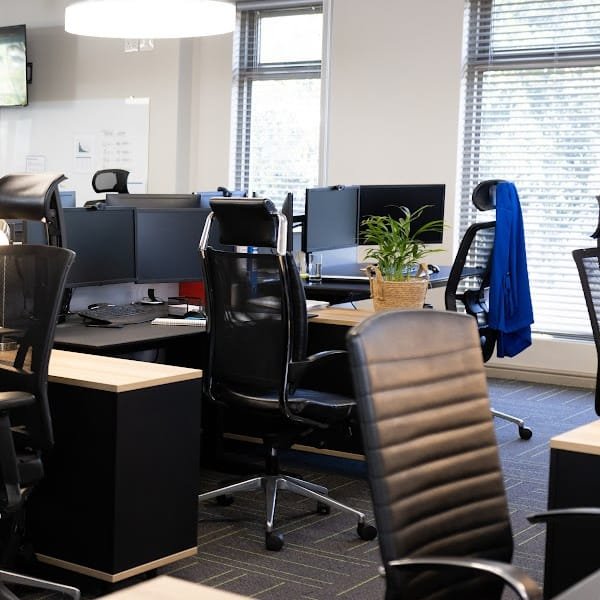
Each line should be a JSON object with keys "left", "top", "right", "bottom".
{"left": 311, "top": 305, "right": 375, "bottom": 327}
{"left": 48, "top": 349, "right": 202, "bottom": 393}
{"left": 550, "top": 420, "right": 600, "bottom": 456}
{"left": 99, "top": 576, "right": 249, "bottom": 599}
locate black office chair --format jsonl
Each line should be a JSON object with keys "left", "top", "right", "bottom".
{"left": 197, "top": 198, "right": 377, "bottom": 551}
{"left": 346, "top": 309, "right": 600, "bottom": 600}
{"left": 573, "top": 247, "right": 600, "bottom": 415}
{"left": 0, "top": 244, "right": 79, "bottom": 599}
{"left": 91, "top": 169, "right": 129, "bottom": 194}
{"left": 445, "top": 179, "right": 532, "bottom": 440}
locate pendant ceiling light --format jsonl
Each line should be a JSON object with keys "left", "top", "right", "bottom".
{"left": 65, "top": 0, "right": 236, "bottom": 39}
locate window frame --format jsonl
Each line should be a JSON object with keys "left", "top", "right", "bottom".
{"left": 233, "top": 2, "right": 323, "bottom": 204}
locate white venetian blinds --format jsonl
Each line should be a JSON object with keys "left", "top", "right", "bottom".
{"left": 233, "top": 1, "right": 323, "bottom": 212}
{"left": 462, "top": 0, "right": 600, "bottom": 337}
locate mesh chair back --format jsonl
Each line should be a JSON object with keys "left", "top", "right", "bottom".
{"left": 445, "top": 221, "right": 496, "bottom": 361}
{"left": 573, "top": 247, "right": 600, "bottom": 415}
{"left": 0, "top": 245, "right": 75, "bottom": 449}
{"left": 347, "top": 310, "right": 513, "bottom": 600}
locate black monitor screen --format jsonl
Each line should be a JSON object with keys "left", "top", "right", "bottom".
{"left": 358, "top": 185, "right": 445, "bottom": 245}
{"left": 105, "top": 194, "right": 199, "bottom": 208}
{"left": 0, "top": 25, "right": 27, "bottom": 107}
{"left": 302, "top": 186, "right": 359, "bottom": 253}
{"left": 135, "top": 208, "right": 210, "bottom": 283}
{"left": 63, "top": 208, "right": 136, "bottom": 287}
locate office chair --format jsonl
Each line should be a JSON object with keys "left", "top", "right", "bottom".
{"left": 346, "top": 309, "right": 600, "bottom": 600}
{"left": 91, "top": 168, "right": 129, "bottom": 194}
{"left": 445, "top": 179, "right": 533, "bottom": 440}
{"left": 0, "top": 244, "right": 79, "bottom": 599}
{"left": 197, "top": 198, "right": 377, "bottom": 551}
{"left": 573, "top": 246, "right": 600, "bottom": 415}
{"left": 0, "top": 173, "right": 67, "bottom": 249}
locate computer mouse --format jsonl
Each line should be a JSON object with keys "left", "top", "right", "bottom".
{"left": 87, "top": 302, "right": 113, "bottom": 310}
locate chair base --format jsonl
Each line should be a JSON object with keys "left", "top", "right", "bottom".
{"left": 198, "top": 473, "right": 377, "bottom": 550}
{"left": 0, "top": 569, "right": 80, "bottom": 600}
{"left": 491, "top": 407, "right": 533, "bottom": 440}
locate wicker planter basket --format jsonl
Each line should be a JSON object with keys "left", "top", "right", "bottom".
{"left": 368, "top": 266, "right": 429, "bottom": 310}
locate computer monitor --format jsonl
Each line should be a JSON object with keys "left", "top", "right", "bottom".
{"left": 105, "top": 193, "right": 199, "bottom": 208}
{"left": 196, "top": 189, "right": 246, "bottom": 208}
{"left": 134, "top": 208, "right": 210, "bottom": 283}
{"left": 301, "top": 186, "right": 359, "bottom": 253}
{"left": 62, "top": 207, "right": 136, "bottom": 287}
{"left": 59, "top": 190, "right": 76, "bottom": 208}
{"left": 358, "top": 184, "right": 445, "bottom": 245}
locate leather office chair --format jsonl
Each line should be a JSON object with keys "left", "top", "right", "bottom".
{"left": 0, "top": 244, "right": 79, "bottom": 599}
{"left": 346, "top": 309, "right": 600, "bottom": 600}
{"left": 445, "top": 179, "right": 533, "bottom": 440}
{"left": 197, "top": 198, "right": 377, "bottom": 551}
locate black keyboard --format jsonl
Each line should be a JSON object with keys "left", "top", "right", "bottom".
{"left": 78, "top": 304, "right": 160, "bottom": 325}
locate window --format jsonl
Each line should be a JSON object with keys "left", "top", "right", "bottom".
{"left": 233, "top": 1, "right": 323, "bottom": 212}
{"left": 462, "top": 0, "right": 600, "bottom": 337}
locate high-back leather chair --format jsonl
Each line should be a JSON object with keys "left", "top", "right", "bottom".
{"left": 197, "top": 198, "right": 377, "bottom": 551}
{"left": 0, "top": 244, "right": 79, "bottom": 599}
{"left": 346, "top": 310, "right": 542, "bottom": 600}
{"left": 445, "top": 180, "right": 533, "bottom": 440}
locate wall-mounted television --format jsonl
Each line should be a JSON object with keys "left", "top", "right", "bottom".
{"left": 0, "top": 25, "right": 28, "bottom": 107}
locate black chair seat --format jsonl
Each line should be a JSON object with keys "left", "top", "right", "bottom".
{"left": 215, "top": 384, "right": 355, "bottom": 424}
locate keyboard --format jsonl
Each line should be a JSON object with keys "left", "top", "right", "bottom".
{"left": 78, "top": 303, "right": 160, "bottom": 325}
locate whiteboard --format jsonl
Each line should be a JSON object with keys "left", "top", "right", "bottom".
{"left": 0, "top": 97, "right": 149, "bottom": 204}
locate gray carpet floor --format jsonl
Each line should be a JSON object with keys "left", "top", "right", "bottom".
{"left": 19, "top": 378, "right": 599, "bottom": 598}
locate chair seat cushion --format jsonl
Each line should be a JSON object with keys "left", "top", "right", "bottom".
{"left": 214, "top": 384, "right": 355, "bottom": 425}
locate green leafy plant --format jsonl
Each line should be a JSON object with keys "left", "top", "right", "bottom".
{"left": 362, "top": 205, "right": 445, "bottom": 281}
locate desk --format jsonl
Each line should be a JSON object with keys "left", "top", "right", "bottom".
{"left": 28, "top": 350, "right": 203, "bottom": 583}
{"left": 54, "top": 316, "right": 206, "bottom": 365}
{"left": 99, "top": 576, "right": 249, "bottom": 599}
{"left": 303, "top": 265, "right": 454, "bottom": 305}
{"left": 554, "top": 569, "right": 600, "bottom": 600}
{"left": 545, "top": 420, "right": 600, "bottom": 598}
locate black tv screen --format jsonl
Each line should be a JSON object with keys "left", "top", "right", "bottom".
{"left": 0, "top": 25, "right": 27, "bottom": 107}
{"left": 358, "top": 184, "right": 445, "bottom": 245}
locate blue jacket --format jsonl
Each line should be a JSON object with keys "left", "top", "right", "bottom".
{"left": 488, "top": 182, "right": 534, "bottom": 358}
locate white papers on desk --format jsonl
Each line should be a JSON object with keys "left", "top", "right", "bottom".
{"left": 306, "top": 299, "right": 330, "bottom": 310}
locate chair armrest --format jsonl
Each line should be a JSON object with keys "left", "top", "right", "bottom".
{"left": 388, "top": 557, "right": 542, "bottom": 600}
{"left": 0, "top": 392, "right": 34, "bottom": 511}
{"left": 528, "top": 507, "right": 600, "bottom": 524}
{"left": 289, "top": 350, "right": 354, "bottom": 396}
{"left": 0, "top": 391, "right": 35, "bottom": 412}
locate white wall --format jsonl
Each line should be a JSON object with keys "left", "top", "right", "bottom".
{"left": 326, "top": 0, "right": 465, "bottom": 268}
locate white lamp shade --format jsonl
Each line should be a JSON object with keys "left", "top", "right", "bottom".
{"left": 65, "top": 0, "right": 236, "bottom": 39}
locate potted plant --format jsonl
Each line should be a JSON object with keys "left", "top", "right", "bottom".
{"left": 361, "top": 205, "right": 445, "bottom": 310}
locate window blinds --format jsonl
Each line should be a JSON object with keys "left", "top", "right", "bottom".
{"left": 233, "top": 2, "right": 323, "bottom": 212}
{"left": 462, "top": 0, "right": 600, "bottom": 337}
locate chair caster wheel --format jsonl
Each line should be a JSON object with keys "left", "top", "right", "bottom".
{"left": 357, "top": 522, "right": 377, "bottom": 541}
{"left": 265, "top": 531, "right": 284, "bottom": 551}
{"left": 216, "top": 494, "right": 234, "bottom": 506}
{"left": 519, "top": 426, "right": 533, "bottom": 440}
{"left": 316, "top": 501, "right": 331, "bottom": 515}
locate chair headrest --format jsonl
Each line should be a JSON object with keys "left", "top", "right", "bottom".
{"left": 472, "top": 179, "right": 506, "bottom": 211}
{"left": 209, "top": 198, "right": 280, "bottom": 248}
{"left": 92, "top": 169, "right": 129, "bottom": 194}
{"left": 0, "top": 172, "right": 66, "bottom": 221}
